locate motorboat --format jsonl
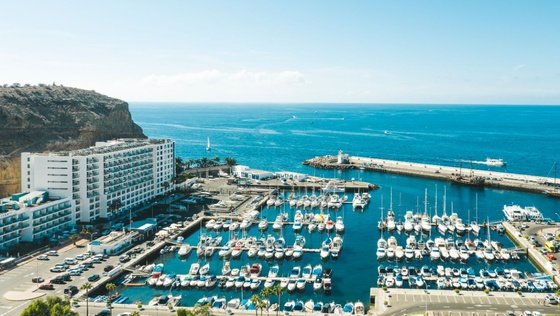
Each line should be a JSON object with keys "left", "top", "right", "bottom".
{"left": 376, "top": 247, "right": 386, "bottom": 260}
{"left": 178, "top": 244, "right": 192, "bottom": 257}
{"left": 296, "top": 278, "right": 306, "bottom": 290}
{"left": 199, "top": 263, "right": 210, "bottom": 275}
{"left": 313, "top": 277, "right": 322, "bottom": 291}
{"left": 312, "top": 264, "right": 323, "bottom": 280}
{"left": 250, "top": 263, "right": 262, "bottom": 278}
{"left": 343, "top": 302, "right": 354, "bottom": 314}
{"left": 302, "top": 264, "right": 312, "bottom": 279}
{"left": 189, "top": 263, "right": 200, "bottom": 275}
{"left": 335, "top": 216, "right": 345, "bottom": 232}
{"left": 222, "top": 261, "right": 231, "bottom": 275}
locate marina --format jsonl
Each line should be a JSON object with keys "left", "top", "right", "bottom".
{"left": 83, "top": 176, "right": 558, "bottom": 314}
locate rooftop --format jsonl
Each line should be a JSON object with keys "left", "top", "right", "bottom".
{"left": 24, "top": 138, "right": 172, "bottom": 157}
{"left": 0, "top": 191, "right": 61, "bottom": 214}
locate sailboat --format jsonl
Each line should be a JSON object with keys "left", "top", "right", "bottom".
{"left": 470, "top": 194, "right": 481, "bottom": 235}
{"left": 544, "top": 162, "right": 560, "bottom": 197}
{"left": 206, "top": 137, "right": 211, "bottom": 151}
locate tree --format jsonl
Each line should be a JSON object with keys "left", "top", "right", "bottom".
{"left": 224, "top": 157, "right": 237, "bottom": 175}
{"left": 70, "top": 234, "right": 80, "bottom": 246}
{"left": 261, "top": 287, "right": 272, "bottom": 315}
{"left": 105, "top": 282, "right": 117, "bottom": 309}
{"left": 130, "top": 312, "right": 140, "bottom": 316}
{"left": 271, "top": 284, "right": 284, "bottom": 316}
{"left": 80, "top": 282, "right": 92, "bottom": 316}
{"left": 108, "top": 199, "right": 122, "bottom": 215}
{"left": 21, "top": 295, "right": 78, "bottom": 316}
{"left": 80, "top": 227, "right": 94, "bottom": 241}
{"left": 250, "top": 294, "right": 262, "bottom": 316}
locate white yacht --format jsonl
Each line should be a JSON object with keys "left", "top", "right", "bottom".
{"left": 503, "top": 204, "right": 543, "bottom": 222}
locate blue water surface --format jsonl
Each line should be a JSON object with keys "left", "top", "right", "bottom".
{"left": 116, "top": 104, "right": 560, "bottom": 306}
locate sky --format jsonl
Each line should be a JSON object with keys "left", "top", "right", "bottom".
{"left": 0, "top": 0, "right": 559, "bottom": 104}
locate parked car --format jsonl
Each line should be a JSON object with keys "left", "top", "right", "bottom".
{"left": 103, "top": 265, "right": 114, "bottom": 272}
{"left": 119, "top": 255, "right": 130, "bottom": 263}
{"left": 545, "top": 295, "right": 558, "bottom": 305}
{"left": 64, "top": 285, "right": 78, "bottom": 296}
{"left": 47, "top": 250, "right": 58, "bottom": 256}
{"left": 95, "top": 309, "right": 111, "bottom": 316}
{"left": 69, "top": 269, "right": 82, "bottom": 276}
{"left": 50, "top": 278, "right": 65, "bottom": 284}
{"left": 31, "top": 277, "right": 44, "bottom": 283}
{"left": 37, "top": 255, "right": 49, "bottom": 261}
{"left": 39, "top": 283, "right": 54, "bottom": 290}
{"left": 87, "top": 274, "right": 100, "bottom": 282}
{"left": 60, "top": 273, "right": 72, "bottom": 281}
{"left": 50, "top": 266, "right": 64, "bottom": 273}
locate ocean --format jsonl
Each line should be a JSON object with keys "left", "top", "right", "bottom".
{"left": 116, "top": 104, "right": 560, "bottom": 306}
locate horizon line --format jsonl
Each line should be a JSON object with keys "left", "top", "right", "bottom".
{"left": 127, "top": 101, "right": 560, "bottom": 107}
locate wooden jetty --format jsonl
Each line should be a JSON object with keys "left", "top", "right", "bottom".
{"left": 304, "top": 154, "right": 560, "bottom": 196}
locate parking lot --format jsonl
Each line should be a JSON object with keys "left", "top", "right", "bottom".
{"left": 0, "top": 238, "right": 146, "bottom": 316}
{"left": 374, "top": 288, "right": 559, "bottom": 316}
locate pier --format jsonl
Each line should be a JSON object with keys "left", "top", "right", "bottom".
{"left": 304, "top": 154, "right": 560, "bottom": 196}
{"left": 244, "top": 177, "right": 377, "bottom": 192}
{"left": 502, "top": 221, "right": 560, "bottom": 286}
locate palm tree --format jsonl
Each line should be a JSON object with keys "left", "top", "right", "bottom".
{"left": 250, "top": 294, "right": 262, "bottom": 316}
{"left": 271, "top": 284, "right": 284, "bottom": 316}
{"left": 224, "top": 157, "right": 237, "bottom": 175}
{"left": 105, "top": 282, "right": 116, "bottom": 310}
{"left": 80, "top": 227, "right": 93, "bottom": 241}
{"left": 80, "top": 282, "right": 92, "bottom": 316}
{"left": 260, "top": 287, "right": 272, "bottom": 315}
{"left": 70, "top": 234, "right": 80, "bottom": 246}
{"left": 108, "top": 199, "right": 121, "bottom": 216}
{"left": 256, "top": 298, "right": 268, "bottom": 316}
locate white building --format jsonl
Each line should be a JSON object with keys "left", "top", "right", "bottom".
{"left": 232, "top": 165, "right": 275, "bottom": 180}
{"left": 87, "top": 230, "right": 134, "bottom": 255}
{"left": 21, "top": 138, "right": 175, "bottom": 223}
{"left": 0, "top": 191, "right": 74, "bottom": 250}
{"left": 337, "top": 150, "right": 349, "bottom": 164}
{"left": 276, "top": 171, "right": 308, "bottom": 181}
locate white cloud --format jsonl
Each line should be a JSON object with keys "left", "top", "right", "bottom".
{"left": 141, "top": 70, "right": 306, "bottom": 87}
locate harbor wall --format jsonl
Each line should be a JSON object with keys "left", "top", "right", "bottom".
{"left": 304, "top": 155, "right": 558, "bottom": 195}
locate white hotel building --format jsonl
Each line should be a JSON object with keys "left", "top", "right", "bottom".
{"left": 0, "top": 191, "right": 73, "bottom": 250}
{"left": 21, "top": 138, "right": 175, "bottom": 224}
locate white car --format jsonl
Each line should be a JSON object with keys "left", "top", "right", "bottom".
{"left": 532, "top": 312, "right": 542, "bottom": 316}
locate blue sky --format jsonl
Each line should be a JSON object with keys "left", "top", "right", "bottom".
{"left": 1, "top": 0, "right": 559, "bottom": 104}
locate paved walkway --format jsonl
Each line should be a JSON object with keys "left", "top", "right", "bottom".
{"left": 3, "top": 291, "right": 44, "bottom": 301}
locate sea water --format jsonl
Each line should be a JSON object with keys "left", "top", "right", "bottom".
{"left": 114, "top": 104, "right": 560, "bottom": 306}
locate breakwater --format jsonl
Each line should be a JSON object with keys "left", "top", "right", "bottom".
{"left": 304, "top": 155, "right": 559, "bottom": 196}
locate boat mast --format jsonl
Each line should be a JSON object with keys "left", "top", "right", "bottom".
{"left": 434, "top": 185, "right": 438, "bottom": 216}
{"left": 424, "top": 188, "right": 428, "bottom": 215}
{"left": 475, "top": 193, "right": 479, "bottom": 223}
{"left": 389, "top": 188, "right": 393, "bottom": 213}
{"left": 443, "top": 186, "right": 447, "bottom": 217}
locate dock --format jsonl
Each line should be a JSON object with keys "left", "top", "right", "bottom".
{"left": 242, "top": 177, "right": 377, "bottom": 192}
{"left": 502, "top": 221, "right": 560, "bottom": 285}
{"left": 304, "top": 154, "right": 560, "bottom": 195}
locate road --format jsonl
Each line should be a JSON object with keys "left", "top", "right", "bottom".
{"left": 0, "top": 240, "right": 146, "bottom": 316}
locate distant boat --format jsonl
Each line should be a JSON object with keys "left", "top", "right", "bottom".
{"left": 384, "top": 130, "right": 391, "bottom": 135}
{"left": 484, "top": 158, "right": 505, "bottom": 167}
{"left": 206, "top": 137, "right": 211, "bottom": 151}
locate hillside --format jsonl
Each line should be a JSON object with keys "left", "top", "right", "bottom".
{"left": 0, "top": 84, "right": 146, "bottom": 195}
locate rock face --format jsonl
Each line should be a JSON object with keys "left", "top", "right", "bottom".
{"left": 0, "top": 84, "right": 146, "bottom": 195}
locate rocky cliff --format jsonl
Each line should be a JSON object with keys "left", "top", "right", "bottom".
{"left": 0, "top": 84, "right": 146, "bottom": 195}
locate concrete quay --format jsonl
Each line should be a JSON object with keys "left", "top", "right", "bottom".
{"left": 370, "top": 288, "right": 559, "bottom": 316}
{"left": 304, "top": 155, "right": 560, "bottom": 196}
{"left": 503, "top": 221, "right": 560, "bottom": 285}
{"left": 245, "top": 177, "right": 377, "bottom": 192}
